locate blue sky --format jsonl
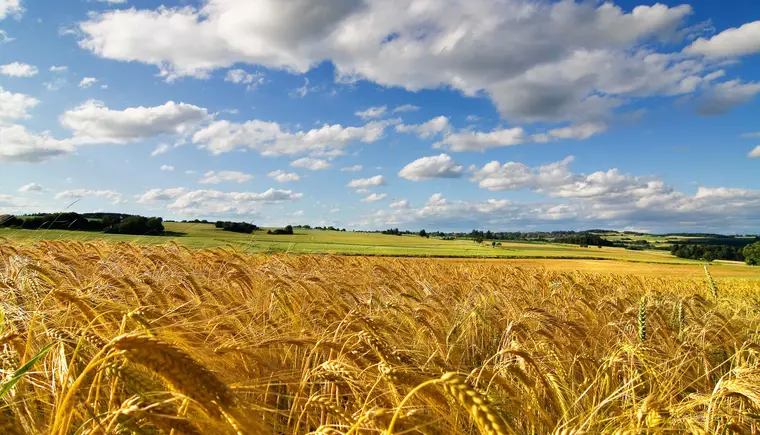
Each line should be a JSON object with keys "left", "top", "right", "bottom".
{"left": 1, "top": 0, "right": 759, "bottom": 233}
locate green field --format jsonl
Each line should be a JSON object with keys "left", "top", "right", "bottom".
{"left": 2, "top": 223, "right": 759, "bottom": 279}
{"left": 0, "top": 222, "right": 745, "bottom": 262}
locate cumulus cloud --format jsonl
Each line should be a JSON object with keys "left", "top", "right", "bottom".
{"left": 78, "top": 77, "right": 98, "bottom": 88}
{"left": 389, "top": 199, "right": 409, "bottom": 209}
{"left": 268, "top": 170, "right": 300, "bottom": 183}
{"left": 50, "top": 65, "right": 68, "bottom": 72}
{"left": 193, "top": 118, "right": 391, "bottom": 156}
{"left": 160, "top": 164, "right": 175, "bottom": 171}
{"left": 357, "top": 181, "right": 760, "bottom": 232}
{"left": 533, "top": 122, "right": 608, "bottom": 143}
{"left": 749, "top": 146, "right": 760, "bottom": 158}
{"left": 395, "top": 116, "right": 450, "bottom": 139}
{"left": 340, "top": 164, "right": 362, "bottom": 172}
{"left": 361, "top": 193, "right": 387, "bottom": 203}
{"left": 225, "top": 69, "right": 264, "bottom": 91}
{"left": 392, "top": 104, "right": 419, "bottom": 113}
{"left": 0, "top": 0, "right": 23, "bottom": 21}
{"left": 137, "top": 187, "right": 303, "bottom": 216}
{"left": 697, "top": 80, "right": 760, "bottom": 115}
{"left": 434, "top": 127, "right": 525, "bottom": 152}
{"left": 0, "top": 62, "right": 39, "bottom": 77}
{"left": 347, "top": 175, "right": 385, "bottom": 188}
{"left": 17, "top": 182, "right": 42, "bottom": 192}
{"left": 398, "top": 154, "right": 464, "bottom": 181}
{"left": 60, "top": 100, "right": 209, "bottom": 144}
{"left": 199, "top": 170, "right": 253, "bottom": 184}
{"left": 0, "top": 86, "right": 39, "bottom": 122}
{"left": 290, "top": 157, "right": 332, "bottom": 170}
{"left": 0, "top": 125, "right": 74, "bottom": 163}
{"left": 355, "top": 106, "right": 386, "bottom": 120}
{"left": 77, "top": 0, "right": 706, "bottom": 124}
{"left": 685, "top": 21, "right": 760, "bottom": 58}
{"left": 55, "top": 189, "right": 124, "bottom": 204}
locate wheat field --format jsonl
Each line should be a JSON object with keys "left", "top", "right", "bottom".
{"left": 1, "top": 239, "right": 760, "bottom": 434}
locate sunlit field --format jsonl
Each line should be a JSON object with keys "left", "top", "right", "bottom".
{"left": 2, "top": 223, "right": 752, "bottom": 268}
{"left": 2, "top": 239, "right": 760, "bottom": 434}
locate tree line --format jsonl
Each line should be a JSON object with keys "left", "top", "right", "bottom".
{"left": 671, "top": 242, "right": 760, "bottom": 266}
{"left": 215, "top": 221, "right": 258, "bottom": 234}
{"left": 0, "top": 213, "right": 164, "bottom": 235}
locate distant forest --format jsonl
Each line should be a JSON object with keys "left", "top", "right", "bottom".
{"left": 0, "top": 212, "right": 165, "bottom": 236}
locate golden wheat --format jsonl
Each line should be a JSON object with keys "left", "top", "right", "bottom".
{"left": 0, "top": 239, "right": 759, "bottom": 434}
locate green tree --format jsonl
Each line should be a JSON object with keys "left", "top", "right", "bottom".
{"left": 419, "top": 229, "right": 427, "bottom": 238}
{"left": 744, "top": 242, "right": 760, "bottom": 266}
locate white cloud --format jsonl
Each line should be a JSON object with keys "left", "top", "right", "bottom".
{"left": 0, "top": 86, "right": 39, "bottom": 122}
{"left": 160, "top": 164, "right": 175, "bottom": 172}
{"left": 741, "top": 132, "right": 760, "bottom": 139}
{"left": 137, "top": 187, "right": 302, "bottom": 216}
{"left": 49, "top": 65, "right": 68, "bottom": 72}
{"left": 77, "top": 1, "right": 700, "bottom": 123}
{"left": 361, "top": 193, "right": 387, "bottom": 203}
{"left": 199, "top": 170, "right": 253, "bottom": 184}
{"left": 151, "top": 143, "right": 170, "bottom": 156}
{"left": 97, "top": 0, "right": 128, "bottom": 4}
{"left": 685, "top": 21, "right": 760, "bottom": 58}
{"left": 471, "top": 156, "right": 577, "bottom": 192}
{"left": 749, "top": 146, "right": 760, "bottom": 158}
{"left": 184, "top": 170, "right": 196, "bottom": 175}
{"left": 398, "top": 154, "right": 464, "bottom": 181}
{"left": 61, "top": 100, "right": 209, "bottom": 144}
{"left": 0, "top": 125, "right": 73, "bottom": 163}
{"left": 355, "top": 188, "right": 371, "bottom": 195}
{"left": 0, "top": 1, "right": 23, "bottom": 21}
{"left": 434, "top": 126, "right": 525, "bottom": 152}
{"left": 225, "top": 69, "right": 264, "bottom": 91}
{"left": 268, "top": 170, "right": 300, "bottom": 183}
{"left": 340, "top": 164, "right": 362, "bottom": 172}
{"left": 55, "top": 189, "right": 124, "bottom": 204}
{"left": 0, "top": 62, "right": 39, "bottom": 77}
{"left": 194, "top": 118, "right": 391, "bottom": 157}
{"left": 392, "top": 104, "right": 419, "bottom": 113}
{"left": 347, "top": 175, "right": 385, "bottom": 188}
{"left": 290, "top": 157, "right": 332, "bottom": 171}
{"left": 697, "top": 80, "right": 760, "bottom": 115}
{"left": 17, "top": 182, "right": 42, "bottom": 193}
{"left": 79, "top": 77, "right": 98, "bottom": 88}
{"left": 355, "top": 106, "right": 386, "bottom": 120}
{"left": 466, "top": 115, "right": 481, "bottom": 122}
{"left": 289, "top": 78, "right": 318, "bottom": 98}
{"left": 390, "top": 199, "right": 409, "bottom": 209}
{"left": 395, "top": 116, "right": 450, "bottom": 139}
{"left": 532, "top": 122, "right": 608, "bottom": 143}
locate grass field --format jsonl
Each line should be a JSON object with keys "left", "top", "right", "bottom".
{"left": 3, "top": 222, "right": 758, "bottom": 279}
{"left": 1, "top": 240, "right": 760, "bottom": 434}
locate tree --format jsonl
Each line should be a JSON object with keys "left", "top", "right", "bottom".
{"left": 703, "top": 251, "right": 715, "bottom": 262}
{"left": 744, "top": 242, "right": 760, "bottom": 266}
{"left": 419, "top": 229, "right": 427, "bottom": 238}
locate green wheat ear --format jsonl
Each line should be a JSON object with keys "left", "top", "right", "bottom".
{"left": 704, "top": 264, "right": 718, "bottom": 300}
{"left": 638, "top": 295, "right": 647, "bottom": 342}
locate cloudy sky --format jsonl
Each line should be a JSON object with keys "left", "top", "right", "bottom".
{"left": 1, "top": 0, "right": 759, "bottom": 233}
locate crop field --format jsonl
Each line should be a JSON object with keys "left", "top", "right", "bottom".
{"left": 1, "top": 239, "right": 760, "bottom": 434}
{"left": 2, "top": 223, "right": 753, "bottom": 269}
